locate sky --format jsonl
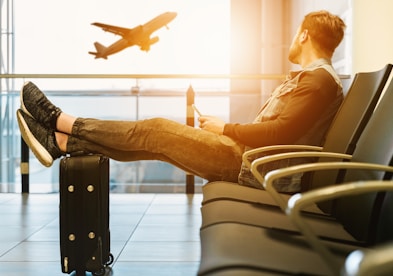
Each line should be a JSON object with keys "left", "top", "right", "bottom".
{"left": 10, "top": 0, "right": 231, "bottom": 119}
{"left": 14, "top": 0, "right": 230, "bottom": 76}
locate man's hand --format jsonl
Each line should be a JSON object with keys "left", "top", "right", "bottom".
{"left": 198, "top": 116, "right": 225, "bottom": 135}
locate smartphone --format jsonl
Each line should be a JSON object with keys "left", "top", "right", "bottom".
{"left": 192, "top": 104, "right": 202, "bottom": 116}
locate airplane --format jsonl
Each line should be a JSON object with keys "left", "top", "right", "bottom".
{"left": 89, "top": 11, "right": 177, "bottom": 59}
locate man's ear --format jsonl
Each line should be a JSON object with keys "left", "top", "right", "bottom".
{"left": 300, "top": 29, "right": 309, "bottom": 43}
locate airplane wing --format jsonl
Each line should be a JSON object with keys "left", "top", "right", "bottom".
{"left": 91, "top": 22, "right": 132, "bottom": 37}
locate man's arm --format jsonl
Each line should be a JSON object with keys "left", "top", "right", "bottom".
{"left": 223, "top": 69, "right": 341, "bottom": 148}
{"left": 199, "top": 116, "right": 225, "bottom": 135}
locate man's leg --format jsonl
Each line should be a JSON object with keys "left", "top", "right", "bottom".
{"left": 67, "top": 117, "right": 244, "bottom": 182}
{"left": 19, "top": 81, "right": 243, "bottom": 181}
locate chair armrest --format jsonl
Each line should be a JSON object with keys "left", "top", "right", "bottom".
{"left": 344, "top": 241, "right": 393, "bottom": 276}
{"left": 249, "top": 151, "right": 352, "bottom": 206}
{"left": 286, "top": 178, "right": 393, "bottom": 275}
{"left": 242, "top": 145, "right": 323, "bottom": 168}
{"left": 262, "top": 161, "right": 393, "bottom": 211}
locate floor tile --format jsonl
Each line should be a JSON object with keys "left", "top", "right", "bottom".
{"left": 112, "top": 261, "right": 200, "bottom": 276}
{"left": 0, "top": 241, "right": 60, "bottom": 262}
{"left": 145, "top": 204, "right": 201, "bottom": 215}
{"left": 110, "top": 204, "right": 150, "bottom": 214}
{"left": 0, "top": 242, "right": 20, "bottom": 257}
{"left": 0, "top": 193, "right": 202, "bottom": 275}
{"left": 110, "top": 213, "right": 145, "bottom": 226}
{"left": 140, "top": 214, "right": 202, "bottom": 226}
{"left": 130, "top": 224, "right": 200, "bottom": 241}
{"left": 0, "top": 226, "right": 43, "bottom": 242}
{"left": 0, "top": 262, "right": 63, "bottom": 276}
{"left": 26, "top": 223, "right": 59, "bottom": 242}
{"left": 110, "top": 225, "right": 138, "bottom": 241}
{"left": 0, "top": 212, "right": 57, "bottom": 227}
{"left": 150, "top": 193, "right": 203, "bottom": 204}
{"left": 118, "top": 241, "right": 200, "bottom": 262}
{"left": 0, "top": 194, "right": 18, "bottom": 204}
{"left": 110, "top": 193, "right": 156, "bottom": 203}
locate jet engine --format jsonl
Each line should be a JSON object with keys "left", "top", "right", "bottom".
{"left": 140, "top": 36, "right": 159, "bottom": 51}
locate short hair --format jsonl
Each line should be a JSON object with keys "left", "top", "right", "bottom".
{"left": 301, "top": 10, "right": 346, "bottom": 56}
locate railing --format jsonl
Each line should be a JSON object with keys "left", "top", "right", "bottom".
{"left": 0, "top": 73, "right": 286, "bottom": 80}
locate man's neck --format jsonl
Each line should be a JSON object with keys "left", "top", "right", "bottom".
{"left": 300, "top": 46, "right": 331, "bottom": 68}
{"left": 299, "top": 54, "right": 330, "bottom": 68}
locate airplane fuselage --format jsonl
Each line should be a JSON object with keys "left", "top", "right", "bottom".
{"left": 143, "top": 11, "right": 177, "bottom": 34}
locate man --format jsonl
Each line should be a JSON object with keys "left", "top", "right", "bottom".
{"left": 17, "top": 10, "right": 346, "bottom": 192}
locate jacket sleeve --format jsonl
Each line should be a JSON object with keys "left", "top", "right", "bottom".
{"left": 223, "top": 69, "right": 341, "bottom": 148}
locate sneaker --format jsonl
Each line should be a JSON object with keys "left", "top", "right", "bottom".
{"left": 20, "top": 81, "right": 62, "bottom": 130}
{"left": 17, "top": 109, "right": 63, "bottom": 167}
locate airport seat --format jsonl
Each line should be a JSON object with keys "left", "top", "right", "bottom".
{"left": 200, "top": 64, "right": 393, "bottom": 230}
{"left": 198, "top": 179, "right": 393, "bottom": 275}
{"left": 197, "top": 66, "right": 393, "bottom": 275}
{"left": 200, "top": 68, "right": 393, "bottom": 229}
{"left": 201, "top": 64, "right": 393, "bottom": 210}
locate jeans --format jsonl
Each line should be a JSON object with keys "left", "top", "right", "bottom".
{"left": 67, "top": 117, "right": 244, "bottom": 182}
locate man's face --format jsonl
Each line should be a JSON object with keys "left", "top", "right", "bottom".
{"left": 288, "top": 27, "right": 302, "bottom": 64}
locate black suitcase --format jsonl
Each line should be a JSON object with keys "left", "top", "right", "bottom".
{"left": 59, "top": 154, "right": 113, "bottom": 275}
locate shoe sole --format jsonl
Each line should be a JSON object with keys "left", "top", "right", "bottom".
{"left": 20, "top": 81, "right": 35, "bottom": 119}
{"left": 17, "top": 110, "right": 53, "bottom": 167}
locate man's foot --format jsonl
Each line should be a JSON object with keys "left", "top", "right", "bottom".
{"left": 20, "top": 81, "right": 62, "bottom": 130}
{"left": 17, "top": 109, "right": 64, "bottom": 167}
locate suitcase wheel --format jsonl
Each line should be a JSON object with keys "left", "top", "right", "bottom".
{"left": 91, "top": 253, "right": 114, "bottom": 275}
{"left": 106, "top": 253, "right": 114, "bottom": 266}
{"left": 93, "top": 267, "right": 105, "bottom": 276}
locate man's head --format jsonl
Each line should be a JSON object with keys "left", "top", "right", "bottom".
{"left": 289, "top": 10, "right": 346, "bottom": 65}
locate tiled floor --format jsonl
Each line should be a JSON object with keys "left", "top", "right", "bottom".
{"left": 0, "top": 192, "right": 202, "bottom": 276}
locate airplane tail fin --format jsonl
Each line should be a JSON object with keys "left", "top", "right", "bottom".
{"left": 88, "top": 42, "right": 108, "bottom": 59}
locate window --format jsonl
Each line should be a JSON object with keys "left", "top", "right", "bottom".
{"left": 1, "top": 0, "right": 231, "bottom": 193}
